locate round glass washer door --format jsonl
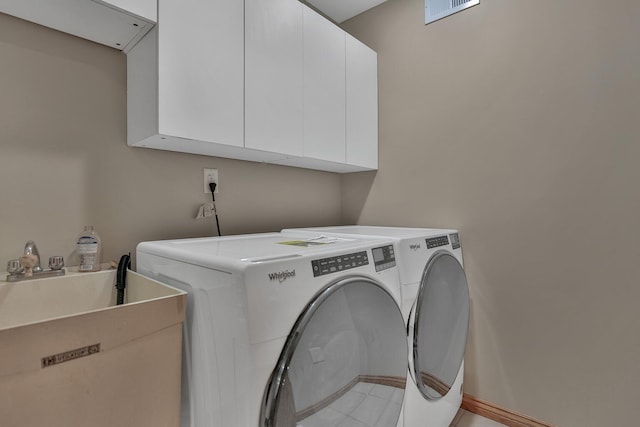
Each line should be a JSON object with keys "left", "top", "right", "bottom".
{"left": 261, "top": 276, "right": 408, "bottom": 427}
{"left": 409, "top": 251, "right": 470, "bottom": 401}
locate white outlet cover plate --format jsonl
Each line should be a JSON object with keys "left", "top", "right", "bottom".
{"left": 204, "top": 168, "right": 219, "bottom": 193}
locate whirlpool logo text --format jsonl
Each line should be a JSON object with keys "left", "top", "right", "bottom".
{"left": 268, "top": 269, "right": 296, "bottom": 283}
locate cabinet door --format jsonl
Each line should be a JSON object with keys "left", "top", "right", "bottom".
{"left": 157, "top": 0, "right": 244, "bottom": 147}
{"left": 302, "top": 6, "right": 346, "bottom": 164}
{"left": 346, "top": 34, "right": 378, "bottom": 169}
{"left": 245, "top": 0, "right": 303, "bottom": 156}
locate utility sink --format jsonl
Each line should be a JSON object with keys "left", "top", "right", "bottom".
{"left": 0, "top": 269, "right": 186, "bottom": 427}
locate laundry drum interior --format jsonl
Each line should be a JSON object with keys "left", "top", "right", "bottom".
{"left": 409, "top": 251, "right": 469, "bottom": 401}
{"left": 263, "top": 277, "right": 408, "bottom": 427}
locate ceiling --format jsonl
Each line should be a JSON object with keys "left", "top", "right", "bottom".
{"left": 304, "top": 0, "right": 388, "bottom": 23}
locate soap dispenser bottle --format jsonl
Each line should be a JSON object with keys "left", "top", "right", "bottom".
{"left": 77, "top": 225, "right": 102, "bottom": 272}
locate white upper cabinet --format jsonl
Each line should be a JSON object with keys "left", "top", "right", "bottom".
{"left": 245, "top": 0, "right": 304, "bottom": 157}
{"left": 270, "top": 4, "right": 378, "bottom": 172}
{"left": 122, "top": 0, "right": 378, "bottom": 172}
{"left": 127, "top": 0, "right": 245, "bottom": 155}
{"left": 0, "top": 0, "right": 155, "bottom": 51}
{"left": 302, "top": 6, "right": 346, "bottom": 164}
{"left": 346, "top": 34, "right": 379, "bottom": 170}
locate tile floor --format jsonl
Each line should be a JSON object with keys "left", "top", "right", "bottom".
{"left": 450, "top": 410, "right": 507, "bottom": 427}
{"left": 297, "top": 382, "right": 404, "bottom": 427}
{"left": 296, "top": 382, "right": 506, "bottom": 427}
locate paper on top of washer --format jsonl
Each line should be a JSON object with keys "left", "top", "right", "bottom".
{"left": 277, "top": 235, "right": 354, "bottom": 247}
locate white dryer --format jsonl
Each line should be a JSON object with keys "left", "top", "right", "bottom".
{"left": 136, "top": 232, "right": 409, "bottom": 427}
{"left": 282, "top": 226, "right": 470, "bottom": 427}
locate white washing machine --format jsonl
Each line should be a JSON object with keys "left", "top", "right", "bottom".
{"left": 136, "top": 232, "right": 409, "bottom": 427}
{"left": 282, "top": 226, "right": 470, "bottom": 427}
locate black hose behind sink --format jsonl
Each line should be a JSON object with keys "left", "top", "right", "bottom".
{"left": 115, "top": 253, "right": 131, "bottom": 305}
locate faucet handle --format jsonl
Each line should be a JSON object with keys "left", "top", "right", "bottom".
{"left": 7, "top": 259, "right": 25, "bottom": 275}
{"left": 49, "top": 256, "right": 65, "bottom": 271}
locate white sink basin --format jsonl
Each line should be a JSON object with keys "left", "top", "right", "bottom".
{"left": 0, "top": 269, "right": 186, "bottom": 427}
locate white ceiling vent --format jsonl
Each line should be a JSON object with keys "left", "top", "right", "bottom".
{"left": 425, "top": 0, "right": 479, "bottom": 25}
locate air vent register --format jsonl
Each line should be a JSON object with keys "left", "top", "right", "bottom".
{"left": 425, "top": 0, "right": 479, "bottom": 25}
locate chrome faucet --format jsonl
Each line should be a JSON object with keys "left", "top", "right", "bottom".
{"left": 24, "top": 240, "right": 43, "bottom": 273}
{"left": 5, "top": 241, "right": 65, "bottom": 282}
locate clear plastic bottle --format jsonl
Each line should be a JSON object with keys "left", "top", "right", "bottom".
{"left": 77, "top": 225, "right": 102, "bottom": 272}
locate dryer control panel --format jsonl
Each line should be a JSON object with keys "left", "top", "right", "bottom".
{"left": 426, "top": 235, "right": 450, "bottom": 249}
{"left": 311, "top": 251, "right": 369, "bottom": 277}
{"left": 372, "top": 245, "right": 396, "bottom": 272}
{"left": 449, "top": 233, "right": 461, "bottom": 249}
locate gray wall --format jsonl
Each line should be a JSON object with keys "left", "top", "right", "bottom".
{"left": 342, "top": 0, "right": 640, "bottom": 426}
{"left": 0, "top": 12, "right": 341, "bottom": 267}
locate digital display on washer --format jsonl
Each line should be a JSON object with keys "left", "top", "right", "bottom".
{"left": 425, "top": 235, "right": 450, "bottom": 249}
{"left": 372, "top": 245, "right": 396, "bottom": 272}
{"left": 311, "top": 251, "right": 369, "bottom": 277}
{"left": 449, "top": 233, "right": 461, "bottom": 249}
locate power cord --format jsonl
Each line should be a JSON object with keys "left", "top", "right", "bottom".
{"left": 209, "top": 182, "right": 222, "bottom": 236}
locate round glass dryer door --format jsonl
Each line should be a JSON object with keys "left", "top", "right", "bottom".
{"left": 262, "top": 277, "right": 407, "bottom": 427}
{"left": 409, "top": 251, "right": 470, "bottom": 401}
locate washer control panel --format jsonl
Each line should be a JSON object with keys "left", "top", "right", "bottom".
{"left": 372, "top": 245, "right": 396, "bottom": 272}
{"left": 311, "top": 251, "right": 369, "bottom": 277}
{"left": 425, "top": 235, "right": 450, "bottom": 249}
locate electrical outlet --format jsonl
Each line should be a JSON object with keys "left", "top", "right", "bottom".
{"left": 203, "top": 168, "right": 219, "bottom": 193}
